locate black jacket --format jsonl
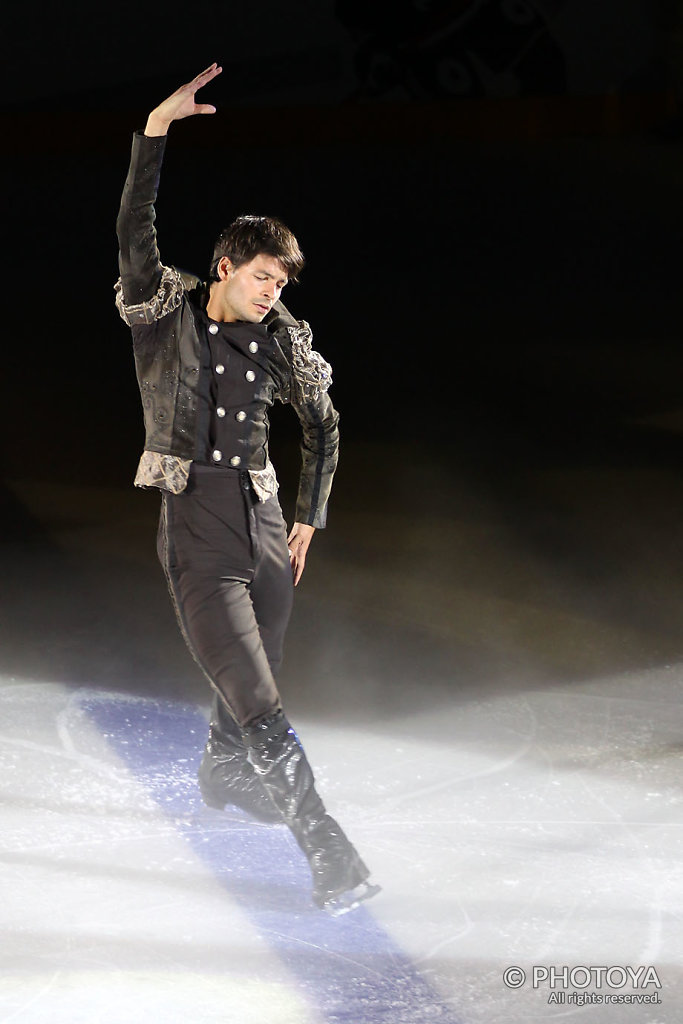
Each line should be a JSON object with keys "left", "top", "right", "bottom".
{"left": 115, "top": 131, "right": 339, "bottom": 528}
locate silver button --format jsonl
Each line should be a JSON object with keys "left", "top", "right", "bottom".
{"left": 208, "top": 324, "right": 219, "bottom": 335}
{"left": 245, "top": 370, "right": 256, "bottom": 382}
{"left": 235, "top": 410, "right": 247, "bottom": 422}
{"left": 216, "top": 363, "right": 225, "bottom": 375}
{"left": 216, "top": 406, "right": 226, "bottom": 418}
{"left": 212, "top": 450, "right": 223, "bottom": 462}
{"left": 230, "top": 456, "right": 241, "bottom": 467}
{"left": 249, "top": 341, "right": 259, "bottom": 353}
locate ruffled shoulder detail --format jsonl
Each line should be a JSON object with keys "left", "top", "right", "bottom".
{"left": 115, "top": 265, "right": 184, "bottom": 327}
{"left": 288, "top": 321, "right": 333, "bottom": 402}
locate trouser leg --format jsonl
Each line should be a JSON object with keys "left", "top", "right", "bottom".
{"left": 244, "top": 711, "right": 379, "bottom": 912}
{"left": 167, "top": 570, "right": 284, "bottom": 723}
{"left": 158, "top": 477, "right": 293, "bottom": 817}
{"left": 158, "top": 475, "right": 377, "bottom": 909}
{"left": 158, "top": 476, "right": 293, "bottom": 721}
{"left": 198, "top": 693, "right": 281, "bottom": 821}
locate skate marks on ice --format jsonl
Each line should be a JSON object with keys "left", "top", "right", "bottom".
{"left": 83, "top": 690, "right": 462, "bottom": 1024}
{"left": 3, "top": 673, "right": 683, "bottom": 1022}
{"left": 0, "top": 680, "right": 461, "bottom": 1024}
{"left": 0, "top": 682, "right": 313, "bottom": 1024}
{"left": 297, "top": 671, "right": 683, "bottom": 1023}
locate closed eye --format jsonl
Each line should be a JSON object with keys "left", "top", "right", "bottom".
{"left": 255, "top": 273, "right": 287, "bottom": 289}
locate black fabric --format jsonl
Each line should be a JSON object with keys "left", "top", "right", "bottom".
{"left": 244, "top": 711, "right": 370, "bottom": 907}
{"left": 157, "top": 464, "right": 294, "bottom": 726}
{"left": 192, "top": 315, "right": 284, "bottom": 470}
{"left": 197, "top": 694, "right": 282, "bottom": 822}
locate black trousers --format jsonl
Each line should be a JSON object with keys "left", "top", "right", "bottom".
{"left": 157, "top": 464, "right": 294, "bottom": 726}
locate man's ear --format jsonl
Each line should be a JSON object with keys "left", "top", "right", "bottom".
{"left": 217, "top": 256, "right": 234, "bottom": 281}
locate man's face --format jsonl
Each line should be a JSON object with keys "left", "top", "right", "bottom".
{"left": 216, "top": 254, "right": 288, "bottom": 323}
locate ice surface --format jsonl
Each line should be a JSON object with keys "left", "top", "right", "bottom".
{"left": 1, "top": 670, "right": 681, "bottom": 1023}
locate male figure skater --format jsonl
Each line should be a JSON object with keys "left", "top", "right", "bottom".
{"left": 115, "top": 64, "right": 378, "bottom": 914}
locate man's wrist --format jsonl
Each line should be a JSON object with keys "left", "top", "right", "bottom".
{"left": 144, "top": 112, "right": 171, "bottom": 137}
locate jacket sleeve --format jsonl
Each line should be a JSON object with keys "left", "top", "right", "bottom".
{"left": 115, "top": 131, "right": 184, "bottom": 325}
{"left": 278, "top": 318, "right": 339, "bottom": 528}
{"left": 291, "top": 388, "right": 340, "bottom": 529}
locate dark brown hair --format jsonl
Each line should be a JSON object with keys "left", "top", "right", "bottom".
{"left": 209, "top": 214, "right": 305, "bottom": 282}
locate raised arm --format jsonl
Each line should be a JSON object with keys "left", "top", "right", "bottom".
{"left": 115, "top": 64, "right": 223, "bottom": 315}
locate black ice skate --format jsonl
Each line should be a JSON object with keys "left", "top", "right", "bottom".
{"left": 198, "top": 696, "right": 281, "bottom": 824}
{"left": 244, "top": 711, "right": 380, "bottom": 914}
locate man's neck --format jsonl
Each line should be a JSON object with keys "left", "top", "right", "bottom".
{"left": 206, "top": 282, "right": 236, "bottom": 323}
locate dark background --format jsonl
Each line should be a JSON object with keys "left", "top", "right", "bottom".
{"left": 3, "top": 0, "right": 683, "bottom": 706}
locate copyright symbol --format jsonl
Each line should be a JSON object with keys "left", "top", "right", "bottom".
{"left": 503, "top": 967, "right": 526, "bottom": 989}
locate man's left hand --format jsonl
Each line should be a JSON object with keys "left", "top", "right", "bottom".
{"left": 287, "top": 523, "right": 316, "bottom": 586}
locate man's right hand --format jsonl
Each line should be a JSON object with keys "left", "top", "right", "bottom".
{"left": 145, "top": 63, "right": 223, "bottom": 137}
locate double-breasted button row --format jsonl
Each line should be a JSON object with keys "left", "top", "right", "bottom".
{"left": 205, "top": 323, "right": 265, "bottom": 473}
{"left": 211, "top": 450, "right": 242, "bottom": 467}
{"left": 216, "top": 406, "right": 247, "bottom": 422}
{"left": 214, "top": 366, "right": 256, "bottom": 381}
{"left": 209, "top": 322, "right": 259, "bottom": 352}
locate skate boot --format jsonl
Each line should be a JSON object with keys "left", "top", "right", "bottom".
{"left": 198, "top": 696, "right": 282, "bottom": 824}
{"left": 244, "top": 711, "right": 380, "bottom": 915}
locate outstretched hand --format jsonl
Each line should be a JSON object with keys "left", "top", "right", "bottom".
{"left": 145, "top": 63, "right": 223, "bottom": 137}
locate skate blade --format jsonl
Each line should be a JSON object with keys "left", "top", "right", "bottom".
{"left": 322, "top": 881, "right": 382, "bottom": 917}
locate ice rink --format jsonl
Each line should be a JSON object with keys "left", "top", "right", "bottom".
{"left": 3, "top": 23, "right": 683, "bottom": 1012}
{"left": 2, "top": 429, "right": 682, "bottom": 1023}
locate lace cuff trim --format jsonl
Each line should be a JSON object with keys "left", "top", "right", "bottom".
{"left": 134, "top": 451, "right": 191, "bottom": 494}
{"left": 249, "top": 461, "right": 279, "bottom": 502}
{"left": 115, "top": 265, "right": 184, "bottom": 327}
{"left": 288, "top": 321, "right": 333, "bottom": 401}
